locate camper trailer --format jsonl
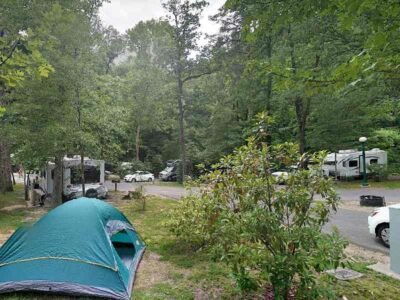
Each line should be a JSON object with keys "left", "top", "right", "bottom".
{"left": 322, "top": 148, "right": 387, "bottom": 179}
{"left": 39, "top": 156, "right": 107, "bottom": 200}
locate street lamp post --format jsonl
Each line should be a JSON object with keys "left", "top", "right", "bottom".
{"left": 359, "top": 137, "right": 369, "bottom": 187}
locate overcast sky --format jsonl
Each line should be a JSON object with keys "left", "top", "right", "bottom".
{"left": 99, "top": 0, "right": 226, "bottom": 37}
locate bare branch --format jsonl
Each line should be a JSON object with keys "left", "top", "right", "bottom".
{"left": 182, "top": 69, "right": 215, "bottom": 83}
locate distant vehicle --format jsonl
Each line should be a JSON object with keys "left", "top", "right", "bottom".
{"left": 104, "top": 170, "right": 112, "bottom": 180}
{"left": 368, "top": 204, "right": 397, "bottom": 248}
{"left": 322, "top": 148, "right": 387, "bottom": 179}
{"left": 124, "top": 171, "right": 154, "bottom": 183}
{"left": 159, "top": 165, "right": 178, "bottom": 181}
{"left": 271, "top": 165, "right": 298, "bottom": 184}
{"left": 271, "top": 170, "right": 289, "bottom": 183}
{"left": 39, "top": 156, "right": 107, "bottom": 201}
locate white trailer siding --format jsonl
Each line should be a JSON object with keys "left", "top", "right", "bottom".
{"left": 322, "top": 149, "right": 387, "bottom": 179}
{"left": 39, "top": 157, "right": 105, "bottom": 196}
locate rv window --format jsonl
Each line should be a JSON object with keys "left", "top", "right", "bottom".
{"left": 324, "top": 161, "right": 336, "bottom": 166}
{"left": 349, "top": 160, "right": 358, "bottom": 167}
{"left": 342, "top": 162, "right": 346, "bottom": 167}
{"left": 51, "top": 170, "right": 54, "bottom": 180}
{"left": 370, "top": 159, "right": 378, "bottom": 164}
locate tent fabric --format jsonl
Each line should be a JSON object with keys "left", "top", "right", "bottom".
{"left": 0, "top": 197, "right": 145, "bottom": 299}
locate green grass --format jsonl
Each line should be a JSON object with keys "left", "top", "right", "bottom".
{"left": 320, "top": 262, "right": 400, "bottom": 299}
{"left": 0, "top": 209, "right": 28, "bottom": 234}
{"left": 1, "top": 193, "right": 400, "bottom": 299}
{"left": 119, "top": 197, "right": 243, "bottom": 299}
{"left": 0, "top": 184, "right": 25, "bottom": 209}
{"left": 336, "top": 180, "right": 400, "bottom": 189}
{"left": 0, "top": 184, "right": 28, "bottom": 234}
{"left": 154, "top": 181, "right": 184, "bottom": 188}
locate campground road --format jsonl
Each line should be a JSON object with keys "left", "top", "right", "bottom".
{"left": 324, "top": 208, "right": 389, "bottom": 254}
{"left": 106, "top": 180, "right": 400, "bottom": 202}
{"left": 106, "top": 180, "right": 395, "bottom": 254}
{"left": 106, "top": 180, "right": 187, "bottom": 200}
{"left": 336, "top": 188, "right": 400, "bottom": 203}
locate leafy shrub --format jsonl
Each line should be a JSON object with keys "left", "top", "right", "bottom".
{"left": 368, "top": 164, "right": 389, "bottom": 181}
{"left": 168, "top": 116, "right": 347, "bottom": 299}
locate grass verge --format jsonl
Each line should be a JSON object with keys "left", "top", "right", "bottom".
{"left": 0, "top": 184, "right": 25, "bottom": 209}
{"left": 336, "top": 180, "right": 400, "bottom": 189}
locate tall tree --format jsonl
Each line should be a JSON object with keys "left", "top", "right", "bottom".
{"left": 162, "top": 0, "right": 209, "bottom": 181}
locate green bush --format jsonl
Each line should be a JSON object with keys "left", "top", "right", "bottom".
{"left": 168, "top": 116, "right": 347, "bottom": 299}
{"left": 368, "top": 164, "right": 389, "bottom": 181}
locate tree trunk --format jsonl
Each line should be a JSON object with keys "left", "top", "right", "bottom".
{"left": 294, "top": 96, "right": 311, "bottom": 154}
{"left": 0, "top": 140, "right": 13, "bottom": 193}
{"left": 80, "top": 150, "right": 85, "bottom": 197}
{"left": 135, "top": 125, "right": 140, "bottom": 161}
{"left": 265, "top": 34, "right": 273, "bottom": 145}
{"left": 177, "top": 78, "right": 186, "bottom": 182}
{"left": 265, "top": 34, "right": 273, "bottom": 113}
{"left": 24, "top": 170, "right": 29, "bottom": 201}
{"left": 53, "top": 153, "right": 64, "bottom": 206}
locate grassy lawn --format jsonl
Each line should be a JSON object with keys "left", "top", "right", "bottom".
{"left": 336, "top": 180, "right": 400, "bottom": 189}
{"left": 153, "top": 180, "right": 184, "bottom": 188}
{"left": 0, "top": 184, "right": 25, "bottom": 209}
{"left": 321, "top": 262, "right": 400, "bottom": 299}
{"left": 0, "top": 184, "right": 29, "bottom": 235}
{"left": 119, "top": 197, "right": 243, "bottom": 299}
{"left": 1, "top": 190, "right": 400, "bottom": 299}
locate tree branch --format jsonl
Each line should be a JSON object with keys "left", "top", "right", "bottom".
{"left": 0, "top": 39, "right": 20, "bottom": 67}
{"left": 182, "top": 69, "right": 215, "bottom": 83}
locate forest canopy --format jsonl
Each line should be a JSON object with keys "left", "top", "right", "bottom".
{"left": 1, "top": 0, "right": 399, "bottom": 194}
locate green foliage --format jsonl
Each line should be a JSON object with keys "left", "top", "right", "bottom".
{"left": 169, "top": 115, "right": 347, "bottom": 298}
{"left": 368, "top": 164, "right": 389, "bottom": 182}
{"left": 369, "top": 129, "right": 400, "bottom": 173}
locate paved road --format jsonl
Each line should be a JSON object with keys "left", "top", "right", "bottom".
{"left": 106, "top": 180, "right": 187, "bottom": 200}
{"left": 325, "top": 208, "right": 389, "bottom": 254}
{"left": 337, "top": 188, "right": 400, "bottom": 202}
{"left": 107, "top": 180, "right": 400, "bottom": 202}
{"left": 106, "top": 180, "right": 392, "bottom": 254}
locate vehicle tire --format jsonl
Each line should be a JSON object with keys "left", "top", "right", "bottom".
{"left": 377, "top": 224, "right": 390, "bottom": 248}
{"left": 131, "top": 178, "right": 136, "bottom": 183}
{"left": 148, "top": 178, "right": 152, "bottom": 182}
{"left": 86, "top": 189, "right": 98, "bottom": 198}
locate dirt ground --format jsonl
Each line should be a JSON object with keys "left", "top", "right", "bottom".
{"left": 344, "top": 243, "right": 389, "bottom": 265}
{"left": 339, "top": 200, "right": 396, "bottom": 213}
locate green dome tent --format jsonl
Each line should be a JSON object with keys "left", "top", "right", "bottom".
{"left": 0, "top": 198, "right": 145, "bottom": 299}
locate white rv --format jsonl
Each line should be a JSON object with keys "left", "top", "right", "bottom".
{"left": 322, "top": 148, "right": 387, "bottom": 179}
{"left": 39, "top": 156, "right": 107, "bottom": 200}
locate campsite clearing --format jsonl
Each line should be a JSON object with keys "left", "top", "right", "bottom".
{"left": 1, "top": 187, "right": 400, "bottom": 299}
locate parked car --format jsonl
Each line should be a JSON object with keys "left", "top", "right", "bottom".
{"left": 104, "top": 170, "right": 112, "bottom": 180}
{"left": 271, "top": 165, "right": 298, "bottom": 184}
{"left": 368, "top": 204, "right": 399, "bottom": 247}
{"left": 271, "top": 170, "right": 289, "bottom": 183}
{"left": 124, "top": 171, "right": 154, "bottom": 183}
{"left": 159, "top": 166, "right": 177, "bottom": 181}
